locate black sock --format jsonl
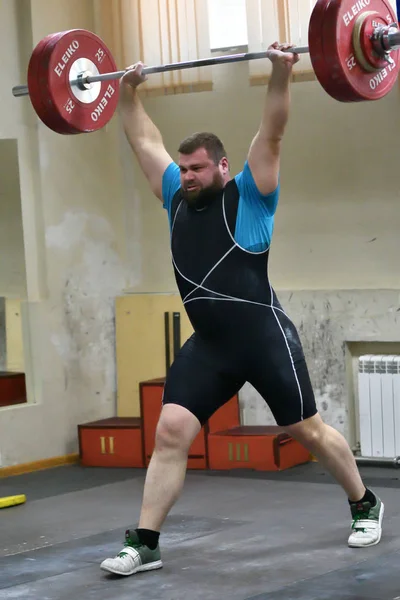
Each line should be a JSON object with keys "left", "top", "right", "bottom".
{"left": 135, "top": 528, "right": 160, "bottom": 550}
{"left": 349, "top": 487, "right": 376, "bottom": 507}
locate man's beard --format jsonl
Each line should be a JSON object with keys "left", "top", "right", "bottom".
{"left": 182, "top": 173, "right": 224, "bottom": 210}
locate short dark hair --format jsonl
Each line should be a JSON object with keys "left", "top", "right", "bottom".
{"left": 178, "top": 132, "right": 227, "bottom": 165}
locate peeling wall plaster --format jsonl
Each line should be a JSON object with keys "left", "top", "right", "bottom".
{"left": 240, "top": 290, "right": 400, "bottom": 441}
{"left": 46, "top": 211, "right": 129, "bottom": 411}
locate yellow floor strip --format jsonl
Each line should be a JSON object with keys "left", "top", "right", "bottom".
{"left": 0, "top": 494, "right": 26, "bottom": 509}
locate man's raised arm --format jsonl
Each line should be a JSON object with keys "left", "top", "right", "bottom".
{"left": 247, "top": 43, "right": 300, "bottom": 195}
{"left": 119, "top": 63, "right": 173, "bottom": 202}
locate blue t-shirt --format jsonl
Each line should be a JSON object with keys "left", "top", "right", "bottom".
{"left": 162, "top": 161, "right": 279, "bottom": 252}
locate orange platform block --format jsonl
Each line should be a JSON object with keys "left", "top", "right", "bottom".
{"left": 140, "top": 377, "right": 240, "bottom": 470}
{"left": 78, "top": 417, "right": 144, "bottom": 468}
{"left": 208, "top": 425, "right": 312, "bottom": 471}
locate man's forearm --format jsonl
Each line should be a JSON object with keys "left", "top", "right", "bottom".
{"left": 119, "top": 85, "right": 164, "bottom": 153}
{"left": 117, "top": 65, "right": 173, "bottom": 200}
{"left": 259, "top": 65, "right": 291, "bottom": 141}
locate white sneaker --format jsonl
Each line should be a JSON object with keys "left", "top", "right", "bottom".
{"left": 100, "top": 530, "right": 163, "bottom": 576}
{"left": 348, "top": 495, "right": 384, "bottom": 548}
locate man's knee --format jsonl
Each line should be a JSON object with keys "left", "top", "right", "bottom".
{"left": 155, "top": 417, "right": 185, "bottom": 450}
{"left": 155, "top": 404, "right": 201, "bottom": 452}
{"left": 282, "top": 413, "right": 326, "bottom": 449}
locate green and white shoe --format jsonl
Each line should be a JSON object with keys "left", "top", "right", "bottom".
{"left": 100, "top": 530, "right": 163, "bottom": 576}
{"left": 348, "top": 494, "right": 384, "bottom": 548}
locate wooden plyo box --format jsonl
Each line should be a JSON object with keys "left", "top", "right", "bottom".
{"left": 78, "top": 417, "right": 144, "bottom": 468}
{"left": 208, "top": 426, "right": 312, "bottom": 471}
{"left": 140, "top": 377, "right": 240, "bottom": 470}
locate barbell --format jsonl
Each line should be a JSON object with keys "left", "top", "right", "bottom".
{"left": 11, "top": 0, "right": 400, "bottom": 135}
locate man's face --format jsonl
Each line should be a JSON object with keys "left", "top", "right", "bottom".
{"left": 179, "top": 147, "right": 227, "bottom": 208}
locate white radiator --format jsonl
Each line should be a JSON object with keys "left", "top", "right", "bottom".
{"left": 358, "top": 355, "right": 400, "bottom": 458}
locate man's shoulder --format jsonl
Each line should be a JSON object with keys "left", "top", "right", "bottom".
{"left": 164, "top": 161, "right": 180, "bottom": 178}
{"left": 225, "top": 173, "right": 242, "bottom": 188}
{"left": 162, "top": 162, "right": 182, "bottom": 211}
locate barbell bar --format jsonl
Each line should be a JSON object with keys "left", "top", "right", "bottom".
{"left": 11, "top": 46, "right": 311, "bottom": 98}
{"left": 12, "top": 23, "right": 400, "bottom": 98}
{"left": 10, "top": 0, "right": 400, "bottom": 135}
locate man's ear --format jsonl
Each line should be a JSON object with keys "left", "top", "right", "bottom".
{"left": 220, "top": 157, "right": 229, "bottom": 172}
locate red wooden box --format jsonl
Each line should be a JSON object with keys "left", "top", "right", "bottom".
{"left": 78, "top": 417, "right": 144, "bottom": 468}
{"left": 208, "top": 425, "right": 311, "bottom": 471}
{"left": 139, "top": 377, "right": 240, "bottom": 470}
{"left": 0, "top": 372, "right": 27, "bottom": 406}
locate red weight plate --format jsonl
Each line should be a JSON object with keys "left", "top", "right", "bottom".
{"left": 27, "top": 33, "right": 74, "bottom": 134}
{"left": 27, "top": 35, "right": 52, "bottom": 119}
{"left": 308, "top": 0, "right": 330, "bottom": 92}
{"left": 39, "top": 29, "right": 119, "bottom": 134}
{"left": 28, "top": 32, "right": 78, "bottom": 134}
{"left": 309, "top": 0, "right": 360, "bottom": 102}
{"left": 357, "top": 13, "right": 392, "bottom": 71}
{"left": 322, "top": 0, "right": 399, "bottom": 102}
{"left": 39, "top": 33, "right": 81, "bottom": 134}
{"left": 37, "top": 31, "right": 96, "bottom": 134}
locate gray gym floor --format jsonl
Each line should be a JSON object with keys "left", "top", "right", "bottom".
{"left": 1, "top": 462, "right": 399, "bottom": 600}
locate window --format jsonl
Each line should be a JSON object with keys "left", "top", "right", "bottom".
{"left": 207, "top": 0, "right": 248, "bottom": 51}
{"left": 93, "top": 0, "right": 214, "bottom": 96}
{"left": 247, "top": 0, "right": 316, "bottom": 84}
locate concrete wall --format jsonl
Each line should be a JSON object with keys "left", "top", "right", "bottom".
{"left": 5, "top": 299, "right": 24, "bottom": 372}
{"left": 0, "top": 0, "right": 130, "bottom": 466}
{"left": 0, "top": 298, "right": 5, "bottom": 371}
{"left": 124, "top": 60, "right": 400, "bottom": 293}
{"left": 240, "top": 290, "right": 400, "bottom": 446}
{"left": 121, "top": 48, "right": 400, "bottom": 444}
{"left": 0, "top": 139, "right": 26, "bottom": 298}
{"left": 0, "top": 0, "right": 399, "bottom": 467}
{"left": 121, "top": 46, "right": 400, "bottom": 446}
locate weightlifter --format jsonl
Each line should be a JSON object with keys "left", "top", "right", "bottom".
{"left": 100, "top": 42, "right": 384, "bottom": 577}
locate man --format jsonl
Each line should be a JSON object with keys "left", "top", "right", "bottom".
{"left": 100, "top": 43, "right": 384, "bottom": 577}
